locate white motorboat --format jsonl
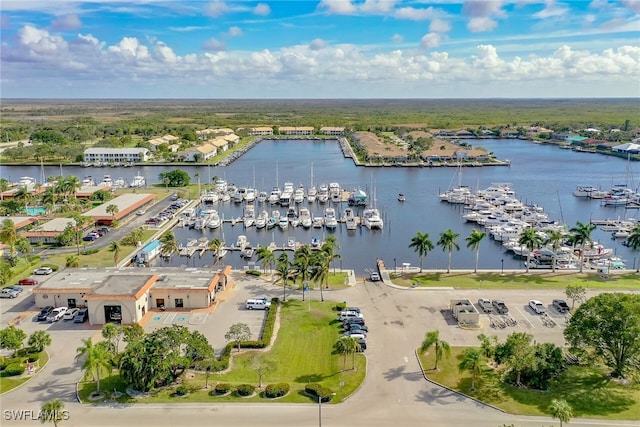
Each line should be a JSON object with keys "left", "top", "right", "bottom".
{"left": 233, "top": 187, "right": 247, "bottom": 203}
{"left": 243, "top": 205, "right": 255, "bottom": 228}
{"left": 317, "top": 184, "right": 329, "bottom": 203}
{"left": 344, "top": 208, "right": 357, "bottom": 230}
{"left": 278, "top": 216, "right": 289, "bottom": 229}
{"left": 244, "top": 188, "right": 256, "bottom": 203}
{"left": 207, "top": 211, "right": 222, "bottom": 229}
{"left": 236, "top": 235, "right": 248, "bottom": 250}
{"left": 299, "top": 207, "right": 312, "bottom": 228}
{"left": 129, "top": 172, "right": 146, "bottom": 188}
{"left": 214, "top": 179, "right": 228, "bottom": 192}
{"left": 329, "top": 182, "right": 341, "bottom": 203}
{"left": 241, "top": 247, "right": 254, "bottom": 258}
{"left": 81, "top": 176, "right": 95, "bottom": 186}
{"left": 268, "top": 188, "right": 281, "bottom": 205}
{"left": 573, "top": 185, "right": 599, "bottom": 197}
{"left": 257, "top": 191, "right": 268, "bottom": 203}
{"left": 279, "top": 191, "right": 292, "bottom": 207}
{"left": 215, "top": 248, "right": 228, "bottom": 260}
{"left": 220, "top": 192, "right": 231, "bottom": 202}
{"left": 312, "top": 216, "right": 324, "bottom": 228}
{"left": 362, "top": 208, "right": 383, "bottom": 230}
{"left": 256, "top": 210, "right": 269, "bottom": 229}
{"left": 287, "top": 238, "right": 296, "bottom": 248}
{"left": 114, "top": 177, "right": 126, "bottom": 188}
{"left": 283, "top": 182, "right": 294, "bottom": 194}
{"left": 311, "top": 236, "right": 321, "bottom": 248}
{"left": 99, "top": 175, "right": 113, "bottom": 187}
{"left": 294, "top": 185, "right": 305, "bottom": 204}
{"left": 324, "top": 207, "right": 338, "bottom": 230}
{"left": 307, "top": 186, "right": 317, "bottom": 203}
{"left": 202, "top": 191, "right": 219, "bottom": 204}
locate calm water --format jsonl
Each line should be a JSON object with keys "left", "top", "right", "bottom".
{"left": 2, "top": 139, "right": 639, "bottom": 273}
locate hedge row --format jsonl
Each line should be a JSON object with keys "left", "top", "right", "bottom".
{"left": 305, "top": 383, "right": 335, "bottom": 402}
{"left": 245, "top": 270, "right": 262, "bottom": 276}
{"left": 210, "top": 298, "right": 279, "bottom": 372}
{"left": 1, "top": 363, "right": 25, "bottom": 377}
{"left": 265, "top": 383, "right": 290, "bottom": 398}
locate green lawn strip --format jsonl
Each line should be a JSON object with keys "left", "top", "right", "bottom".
{"left": 79, "top": 299, "right": 365, "bottom": 403}
{"left": 419, "top": 346, "right": 640, "bottom": 420}
{"left": 0, "top": 351, "right": 50, "bottom": 394}
{"left": 392, "top": 272, "right": 640, "bottom": 290}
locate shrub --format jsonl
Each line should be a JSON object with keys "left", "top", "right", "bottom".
{"left": 305, "top": 383, "right": 334, "bottom": 402}
{"left": 41, "top": 264, "right": 59, "bottom": 272}
{"left": 1, "top": 363, "right": 25, "bottom": 377}
{"left": 241, "top": 340, "right": 264, "bottom": 349}
{"left": 260, "top": 299, "right": 278, "bottom": 346}
{"left": 236, "top": 384, "right": 255, "bottom": 397}
{"left": 335, "top": 302, "right": 347, "bottom": 312}
{"left": 81, "top": 249, "right": 100, "bottom": 255}
{"left": 27, "top": 355, "right": 40, "bottom": 363}
{"left": 265, "top": 383, "right": 290, "bottom": 398}
{"left": 245, "top": 270, "right": 261, "bottom": 276}
{"left": 215, "top": 383, "right": 234, "bottom": 395}
{"left": 174, "top": 384, "right": 189, "bottom": 396}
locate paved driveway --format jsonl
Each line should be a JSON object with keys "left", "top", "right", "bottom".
{"left": 2, "top": 276, "right": 637, "bottom": 427}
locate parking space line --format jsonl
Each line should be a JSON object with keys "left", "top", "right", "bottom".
{"left": 514, "top": 306, "right": 534, "bottom": 329}
{"left": 163, "top": 312, "right": 177, "bottom": 324}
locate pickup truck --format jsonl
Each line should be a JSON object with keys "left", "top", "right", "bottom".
{"left": 552, "top": 299, "right": 570, "bottom": 313}
{"left": 492, "top": 299, "right": 509, "bottom": 314}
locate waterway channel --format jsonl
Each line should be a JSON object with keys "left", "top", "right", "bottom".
{"left": 1, "top": 139, "right": 639, "bottom": 274}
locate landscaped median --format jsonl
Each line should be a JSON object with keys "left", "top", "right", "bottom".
{"left": 418, "top": 346, "right": 640, "bottom": 420}
{"left": 78, "top": 299, "right": 366, "bottom": 404}
{"left": 391, "top": 271, "right": 640, "bottom": 290}
{"left": 0, "top": 350, "right": 50, "bottom": 394}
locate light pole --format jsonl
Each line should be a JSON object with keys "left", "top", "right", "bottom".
{"left": 501, "top": 259, "right": 504, "bottom": 275}
{"left": 394, "top": 257, "right": 397, "bottom": 272}
{"left": 205, "top": 366, "right": 211, "bottom": 389}
{"left": 318, "top": 392, "right": 336, "bottom": 427}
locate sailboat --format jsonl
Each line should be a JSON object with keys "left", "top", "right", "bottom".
{"left": 307, "top": 162, "right": 317, "bottom": 203}
{"left": 438, "top": 159, "right": 471, "bottom": 204}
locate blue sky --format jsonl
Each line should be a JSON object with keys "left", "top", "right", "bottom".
{"left": 1, "top": 1, "right": 639, "bottom": 98}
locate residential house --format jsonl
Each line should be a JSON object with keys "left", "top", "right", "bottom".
{"left": 319, "top": 127, "right": 345, "bottom": 135}
{"left": 278, "top": 126, "right": 314, "bottom": 135}
{"left": 148, "top": 135, "right": 179, "bottom": 151}
{"left": 83, "top": 148, "right": 150, "bottom": 164}
{"left": 248, "top": 126, "right": 274, "bottom": 136}
{"left": 612, "top": 143, "right": 640, "bottom": 154}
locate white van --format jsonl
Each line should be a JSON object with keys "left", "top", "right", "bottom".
{"left": 246, "top": 298, "right": 271, "bottom": 310}
{"left": 338, "top": 311, "right": 363, "bottom": 321}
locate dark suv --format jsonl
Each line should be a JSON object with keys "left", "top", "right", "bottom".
{"left": 492, "top": 299, "right": 509, "bottom": 314}
{"left": 552, "top": 299, "right": 570, "bottom": 313}
{"left": 37, "top": 306, "right": 54, "bottom": 321}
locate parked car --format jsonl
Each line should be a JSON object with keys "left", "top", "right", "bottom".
{"left": 356, "top": 338, "right": 367, "bottom": 352}
{"left": 346, "top": 323, "right": 369, "bottom": 334}
{"left": 477, "top": 298, "right": 493, "bottom": 313}
{"left": 34, "top": 267, "right": 53, "bottom": 275}
{"left": 136, "top": 209, "right": 146, "bottom": 215}
{"left": 46, "top": 307, "right": 68, "bottom": 322}
{"left": 6, "top": 285, "right": 24, "bottom": 294}
{"left": 369, "top": 272, "right": 381, "bottom": 281}
{"left": 346, "top": 307, "right": 361, "bottom": 314}
{"left": 98, "top": 226, "right": 110, "bottom": 233}
{"left": 73, "top": 308, "right": 89, "bottom": 323}
{"left": 552, "top": 299, "right": 570, "bottom": 313}
{"left": 83, "top": 233, "right": 100, "bottom": 241}
{"left": 0, "top": 288, "right": 19, "bottom": 298}
{"left": 63, "top": 308, "right": 79, "bottom": 320}
{"left": 338, "top": 311, "right": 363, "bottom": 321}
{"left": 342, "top": 317, "right": 365, "bottom": 326}
{"left": 343, "top": 332, "right": 366, "bottom": 340}
{"left": 492, "top": 299, "right": 509, "bottom": 314}
{"left": 37, "top": 306, "right": 54, "bottom": 321}
{"left": 18, "top": 277, "right": 39, "bottom": 286}
{"left": 528, "top": 300, "right": 546, "bottom": 314}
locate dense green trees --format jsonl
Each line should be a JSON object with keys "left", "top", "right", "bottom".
{"left": 0, "top": 326, "right": 27, "bottom": 354}
{"left": 159, "top": 169, "right": 190, "bottom": 187}
{"left": 565, "top": 293, "right": 640, "bottom": 378}
{"left": 76, "top": 339, "right": 112, "bottom": 393}
{"left": 28, "top": 330, "right": 52, "bottom": 353}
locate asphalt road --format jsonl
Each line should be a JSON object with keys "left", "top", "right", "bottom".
{"left": 2, "top": 276, "right": 638, "bottom": 427}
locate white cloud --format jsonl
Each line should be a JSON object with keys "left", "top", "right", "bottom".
{"left": 430, "top": 19, "right": 451, "bottom": 33}
{"left": 360, "top": 0, "right": 397, "bottom": 14}
{"left": 320, "top": 0, "right": 357, "bottom": 15}
{"left": 253, "top": 3, "right": 271, "bottom": 16}
{"left": 153, "top": 41, "right": 178, "bottom": 64}
{"left": 227, "top": 26, "right": 242, "bottom": 37}
{"left": 202, "top": 38, "right": 226, "bottom": 52}
{"left": 394, "top": 6, "right": 435, "bottom": 21}
{"left": 420, "top": 33, "right": 441, "bottom": 49}
{"left": 309, "top": 38, "right": 327, "bottom": 50}
{"left": 533, "top": 0, "right": 570, "bottom": 19}
{"left": 621, "top": 0, "right": 640, "bottom": 13}
{"left": 391, "top": 34, "right": 403, "bottom": 43}
{"left": 204, "top": 1, "right": 229, "bottom": 18}
{"left": 468, "top": 17, "right": 498, "bottom": 32}
{"left": 50, "top": 14, "right": 82, "bottom": 31}
{"left": 107, "top": 37, "right": 150, "bottom": 61}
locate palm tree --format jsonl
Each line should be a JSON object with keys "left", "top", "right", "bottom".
{"left": 409, "top": 231, "right": 434, "bottom": 272}
{"left": 335, "top": 337, "right": 360, "bottom": 371}
{"left": 65, "top": 255, "right": 79, "bottom": 268}
{"left": 70, "top": 213, "right": 91, "bottom": 255}
{"left": 256, "top": 246, "right": 275, "bottom": 274}
{"left": 62, "top": 175, "right": 81, "bottom": 197}
{"left": 208, "top": 237, "right": 222, "bottom": 264}
{"left": 625, "top": 224, "right": 640, "bottom": 251}
{"left": 75, "top": 339, "right": 112, "bottom": 393}
{"left": 419, "top": 330, "right": 450, "bottom": 371}
{"left": 106, "top": 204, "right": 119, "bottom": 222}
{"left": 549, "top": 398, "right": 573, "bottom": 427}
{"left": 568, "top": 221, "right": 597, "bottom": 273}
{"left": 518, "top": 228, "right": 543, "bottom": 273}
{"left": 40, "top": 399, "right": 65, "bottom": 427}
{"left": 41, "top": 187, "right": 58, "bottom": 212}
{"left": 0, "top": 219, "right": 19, "bottom": 263}
{"left": 109, "top": 241, "right": 121, "bottom": 266}
{"left": 28, "top": 330, "right": 52, "bottom": 352}
{"left": 465, "top": 229, "right": 486, "bottom": 273}
{"left": 321, "top": 235, "right": 341, "bottom": 273}
{"left": 545, "top": 229, "right": 565, "bottom": 273}
{"left": 458, "top": 347, "right": 484, "bottom": 391}
{"left": 293, "top": 246, "right": 313, "bottom": 299}
{"left": 274, "top": 254, "right": 290, "bottom": 301}
{"left": 310, "top": 250, "right": 330, "bottom": 302}
{"left": 160, "top": 231, "right": 179, "bottom": 259}
{"left": 438, "top": 229, "right": 460, "bottom": 273}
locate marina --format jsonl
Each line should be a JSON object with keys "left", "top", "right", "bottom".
{"left": 1, "top": 138, "right": 639, "bottom": 273}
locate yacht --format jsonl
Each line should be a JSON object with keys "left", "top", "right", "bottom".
{"left": 317, "top": 184, "right": 329, "bottom": 203}
{"left": 81, "top": 176, "right": 95, "bottom": 186}
{"left": 243, "top": 205, "right": 255, "bottom": 228}
{"left": 362, "top": 208, "right": 384, "bottom": 230}
{"left": 312, "top": 216, "right": 324, "bottom": 228}
{"left": 214, "top": 179, "right": 228, "bottom": 193}
{"left": 324, "top": 207, "right": 338, "bottom": 230}
{"left": 114, "top": 177, "right": 126, "bottom": 188}
{"left": 279, "top": 191, "right": 292, "bottom": 207}
{"left": 129, "top": 173, "right": 146, "bottom": 188}
{"left": 329, "top": 182, "right": 341, "bottom": 203}
{"left": 294, "top": 185, "right": 305, "bottom": 204}
{"left": 244, "top": 188, "right": 256, "bottom": 203}
{"left": 219, "top": 192, "right": 231, "bottom": 202}
{"left": 268, "top": 188, "right": 281, "bottom": 205}
{"left": 256, "top": 210, "right": 269, "bottom": 229}
{"left": 307, "top": 186, "right": 317, "bottom": 203}
{"left": 99, "top": 175, "right": 113, "bottom": 187}
{"left": 278, "top": 216, "right": 289, "bottom": 229}
{"left": 207, "top": 210, "right": 222, "bottom": 229}
{"left": 233, "top": 187, "right": 247, "bottom": 203}
{"left": 283, "top": 182, "right": 294, "bottom": 194}
{"left": 202, "top": 191, "right": 219, "bottom": 204}
{"left": 299, "top": 207, "right": 312, "bottom": 228}
{"left": 343, "top": 208, "right": 357, "bottom": 230}
{"left": 311, "top": 236, "right": 321, "bottom": 248}
{"left": 257, "top": 191, "right": 268, "bottom": 203}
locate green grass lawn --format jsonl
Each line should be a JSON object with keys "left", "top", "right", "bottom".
{"left": 0, "top": 351, "right": 50, "bottom": 394}
{"left": 79, "top": 299, "right": 365, "bottom": 404}
{"left": 419, "top": 347, "right": 640, "bottom": 420}
{"left": 391, "top": 271, "right": 640, "bottom": 290}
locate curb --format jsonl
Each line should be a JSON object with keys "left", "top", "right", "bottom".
{"left": 413, "top": 348, "right": 506, "bottom": 413}
{"left": 0, "top": 350, "right": 50, "bottom": 395}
